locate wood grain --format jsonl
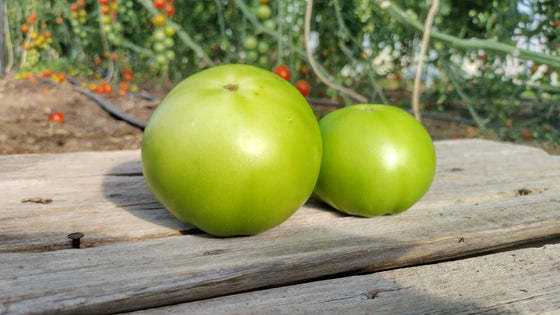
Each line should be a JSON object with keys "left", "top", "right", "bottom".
{"left": 127, "top": 243, "right": 560, "bottom": 314}
{"left": 1, "top": 139, "right": 558, "bottom": 253}
{"left": 0, "top": 139, "right": 559, "bottom": 314}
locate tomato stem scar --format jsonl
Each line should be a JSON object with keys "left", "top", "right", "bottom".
{"left": 223, "top": 84, "right": 239, "bottom": 91}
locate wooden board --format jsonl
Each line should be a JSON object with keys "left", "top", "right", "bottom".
{"left": 127, "top": 243, "right": 560, "bottom": 314}
{"left": 0, "top": 139, "right": 559, "bottom": 314}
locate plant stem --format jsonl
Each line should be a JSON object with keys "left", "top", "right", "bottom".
{"left": 19, "top": 24, "right": 33, "bottom": 69}
{"left": 2, "top": 0, "right": 13, "bottom": 74}
{"left": 97, "top": 4, "right": 114, "bottom": 81}
{"left": 412, "top": 0, "right": 439, "bottom": 123}
{"left": 304, "top": 0, "right": 368, "bottom": 104}
{"left": 443, "top": 61, "right": 492, "bottom": 137}
{"left": 374, "top": 0, "right": 560, "bottom": 69}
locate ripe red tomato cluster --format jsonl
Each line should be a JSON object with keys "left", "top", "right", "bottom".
{"left": 273, "top": 65, "right": 311, "bottom": 97}
{"left": 153, "top": 0, "right": 175, "bottom": 17}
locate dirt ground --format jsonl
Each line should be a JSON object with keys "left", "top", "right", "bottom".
{"left": 1, "top": 73, "right": 558, "bottom": 155}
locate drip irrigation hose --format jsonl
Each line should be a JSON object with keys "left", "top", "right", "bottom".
{"left": 72, "top": 85, "right": 148, "bottom": 130}
{"left": 38, "top": 75, "right": 150, "bottom": 130}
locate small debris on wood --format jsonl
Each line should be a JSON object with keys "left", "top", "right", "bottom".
{"left": 21, "top": 197, "right": 53, "bottom": 204}
{"left": 516, "top": 188, "right": 532, "bottom": 196}
{"left": 203, "top": 249, "right": 227, "bottom": 256}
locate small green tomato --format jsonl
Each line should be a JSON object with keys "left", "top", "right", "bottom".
{"left": 313, "top": 104, "right": 436, "bottom": 217}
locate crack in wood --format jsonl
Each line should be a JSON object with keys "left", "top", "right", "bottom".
{"left": 364, "top": 287, "right": 401, "bottom": 299}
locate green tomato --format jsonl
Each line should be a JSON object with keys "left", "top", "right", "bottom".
{"left": 141, "top": 64, "right": 322, "bottom": 237}
{"left": 107, "top": 32, "right": 117, "bottom": 43}
{"left": 163, "top": 37, "right": 174, "bottom": 48}
{"left": 112, "top": 37, "right": 123, "bottom": 46}
{"left": 263, "top": 19, "right": 276, "bottom": 31}
{"left": 154, "top": 53, "right": 167, "bottom": 64}
{"left": 257, "top": 41, "right": 269, "bottom": 54}
{"left": 257, "top": 4, "right": 272, "bottom": 20}
{"left": 165, "top": 50, "right": 175, "bottom": 60}
{"left": 152, "top": 42, "right": 166, "bottom": 53}
{"left": 313, "top": 104, "right": 436, "bottom": 217}
{"left": 102, "top": 15, "right": 112, "bottom": 25}
{"left": 164, "top": 25, "right": 175, "bottom": 37}
{"left": 246, "top": 50, "right": 258, "bottom": 62}
{"left": 153, "top": 29, "right": 166, "bottom": 42}
{"left": 243, "top": 35, "right": 258, "bottom": 50}
{"left": 113, "top": 22, "right": 123, "bottom": 32}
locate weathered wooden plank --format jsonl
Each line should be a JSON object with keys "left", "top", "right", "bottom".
{"left": 1, "top": 139, "right": 559, "bottom": 314}
{"left": 1, "top": 188, "right": 559, "bottom": 314}
{"left": 129, "top": 243, "right": 560, "bottom": 315}
{"left": 1, "top": 139, "right": 559, "bottom": 253}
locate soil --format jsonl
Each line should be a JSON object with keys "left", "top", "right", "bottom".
{"left": 1, "top": 73, "right": 558, "bottom": 155}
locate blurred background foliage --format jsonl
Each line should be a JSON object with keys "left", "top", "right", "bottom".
{"left": 2, "top": 0, "right": 560, "bottom": 143}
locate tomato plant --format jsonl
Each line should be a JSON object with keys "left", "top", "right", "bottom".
{"left": 3, "top": 0, "right": 560, "bottom": 147}
{"left": 141, "top": 65, "right": 322, "bottom": 236}
{"left": 313, "top": 104, "right": 436, "bottom": 217}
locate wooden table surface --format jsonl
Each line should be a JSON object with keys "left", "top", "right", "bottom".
{"left": 1, "top": 139, "right": 559, "bottom": 314}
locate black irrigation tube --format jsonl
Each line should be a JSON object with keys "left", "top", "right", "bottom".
{"left": 40, "top": 75, "right": 150, "bottom": 130}
{"left": 72, "top": 85, "right": 148, "bottom": 130}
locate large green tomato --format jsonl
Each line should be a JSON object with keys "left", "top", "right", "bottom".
{"left": 141, "top": 64, "right": 322, "bottom": 237}
{"left": 313, "top": 104, "right": 436, "bottom": 217}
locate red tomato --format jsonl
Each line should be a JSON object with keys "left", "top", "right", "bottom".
{"left": 101, "top": 5, "right": 110, "bottom": 15}
{"left": 153, "top": 0, "right": 166, "bottom": 9}
{"left": 99, "top": 0, "right": 109, "bottom": 5}
{"left": 49, "top": 112, "right": 65, "bottom": 125}
{"left": 273, "top": 65, "right": 291, "bottom": 81}
{"left": 520, "top": 130, "right": 532, "bottom": 140}
{"left": 295, "top": 80, "right": 310, "bottom": 97}
{"left": 164, "top": 3, "right": 175, "bottom": 17}
{"left": 77, "top": 0, "right": 86, "bottom": 7}
{"left": 28, "top": 13, "right": 36, "bottom": 24}
{"left": 123, "top": 72, "right": 134, "bottom": 81}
